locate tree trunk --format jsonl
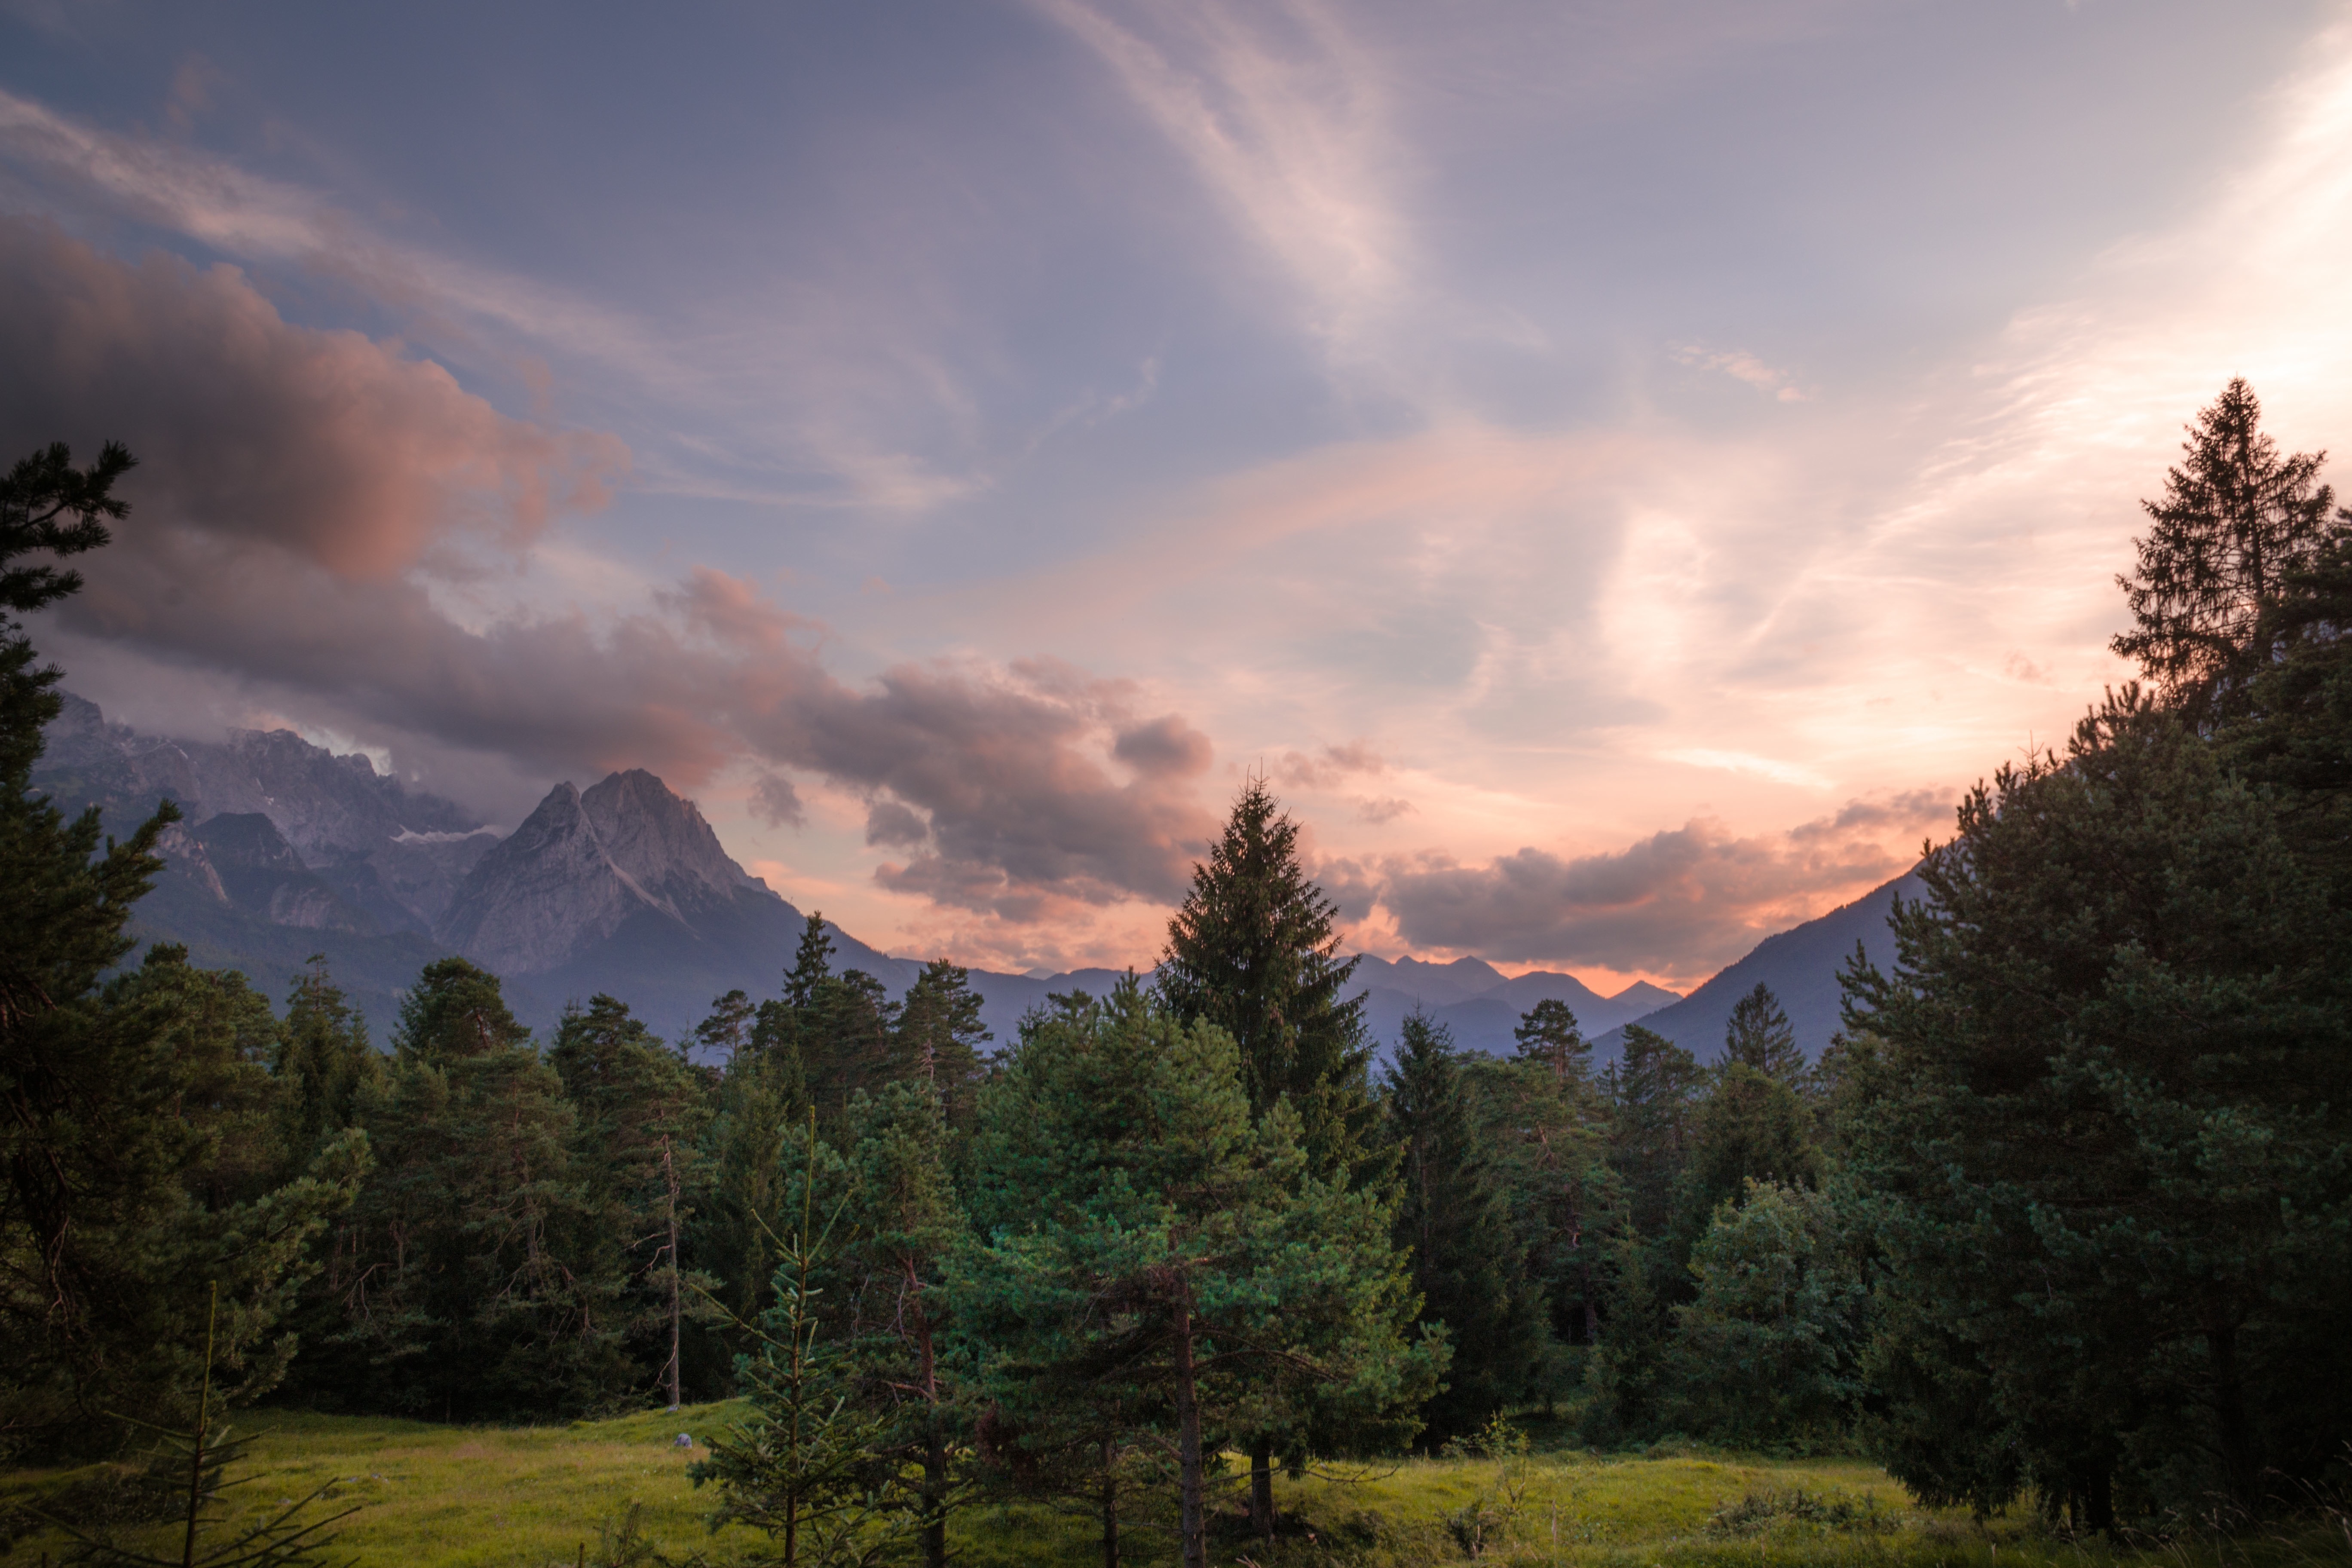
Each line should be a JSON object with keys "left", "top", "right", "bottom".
{"left": 1100, "top": 1437, "right": 1120, "bottom": 1568}
{"left": 662, "top": 1136, "right": 682, "bottom": 1410}
{"left": 1171, "top": 1284, "right": 1207, "bottom": 1568}
{"left": 917, "top": 1299, "right": 948, "bottom": 1568}
{"left": 1250, "top": 1438, "right": 1274, "bottom": 1543}
{"left": 2207, "top": 1319, "right": 2259, "bottom": 1516}
{"left": 922, "top": 1423, "right": 948, "bottom": 1568}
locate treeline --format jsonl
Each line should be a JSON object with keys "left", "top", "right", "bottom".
{"left": 3, "top": 377, "right": 2349, "bottom": 1561}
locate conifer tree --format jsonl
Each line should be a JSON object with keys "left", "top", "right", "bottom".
{"left": 1601, "top": 1025, "right": 1702, "bottom": 1242}
{"left": 2113, "top": 377, "right": 2337, "bottom": 708}
{"left": 1467, "top": 1026, "right": 1615, "bottom": 1366}
{"left": 1, "top": 443, "right": 361, "bottom": 1456}
{"left": 1720, "top": 983, "right": 1804, "bottom": 1085}
{"left": 1842, "top": 690, "right": 2352, "bottom": 1522}
{"left": 695, "top": 1119, "right": 895, "bottom": 1568}
{"left": 891, "top": 959, "right": 991, "bottom": 1129}
{"left": 1666, "top": 1180, "right": 1861, "bottom": 1446}
{"left": 956, "top": 983, "right": 1427, "bottom": 1568}
{"left": 328, "top": 961, "right": 626, "bottom": 1418}
{"left": 1671, "top": 1064, "right": 1819, "bottom": 1253}
{"left": 550, "top": 995, "right": 710, "bottom": 1404}
{"left": 1510, "top": 998, "right": 1591, "bottom": 1087}
{"left": 1156, "top": 780, "right": 1378, "bottom": 1181}
{"left": 837, "top": 1081, "right": 971, "bottom": 1568}
{"left": 692, "top": 989, "right": 756, "bottom": 1063}
{"left": 1382, "top": 1013, "right": 1541, "bottom": 1445}
{"left": 272, "top": 958, "right": 383, "bottom": 1171}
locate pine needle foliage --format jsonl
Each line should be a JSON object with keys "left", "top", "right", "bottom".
{"left": 2113, "top": 377, "right": 2337, "bottom": 709}
{"left": 1156, "top": 779, "right": 1376, "bottom": 1182}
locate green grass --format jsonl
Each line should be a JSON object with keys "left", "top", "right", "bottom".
{"left": 3, "top": 1405, "right": 2344, "bottom": 1567}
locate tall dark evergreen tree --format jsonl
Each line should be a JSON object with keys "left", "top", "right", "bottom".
{"left": 323, "top": 960, "right": 628, "bottom": 1419}
{"left": 891, "top": 959, "right": 991, "bottom": 1130}
{"left": 1, "top": 444, "right": 361, "bottom": 1455}
{"left": 1842, "top": 690, "right": 2352, "bottom": 1524}
{"left": 1670, "top": 1063, "right": 1819, "bottom": 1256}
{"left": 550, "top": 994, "right": 710, "bottom": 1406}
{"left": 1382, "top": 1013, "right": 1542, "bottom": 1445}
{"left": 1720, "top": 983, "right": 1804, "bottom": 1085}
{"left": 1156, "top": 780, "right": 1378, "bottom": 1182}
{"left": 1601, "top": 1024, "right": 1702, "bottom": 1243}
{"left": 837, "top": 1081, "right": 971, "bottom": 1568}
{"left": 1510, "top": 998, "right": 1591, "bottom": 1087}
{"left": 2113, "top": 377, "right": 2337, "bottom": 708}
{"left": 272, "top": 957, "right": 383, "bottom": 1170}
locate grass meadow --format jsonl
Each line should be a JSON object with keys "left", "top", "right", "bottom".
{"left": 3, "top": 1402, "right": 2346, "bottom": 1567}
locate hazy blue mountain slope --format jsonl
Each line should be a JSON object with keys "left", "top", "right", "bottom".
{"left": 1593, "top": 870, "right": 1926, "bottom": 1066}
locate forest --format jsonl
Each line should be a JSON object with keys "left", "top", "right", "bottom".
{"left": 0, "top": 378, "right": 2347, "bottom": 1568}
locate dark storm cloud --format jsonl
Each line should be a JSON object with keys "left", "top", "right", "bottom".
{"left": 1375, "top": 795, "right": 1948, "bottom": 976}
{"left": 1112, "top": 714, "right": 1214, "bottom": 777}
{"left": 3, "top": 218, "right": 1216, "bottom": 922}
{"left": 749, "top": 773, "right": 807, "bottom": 829}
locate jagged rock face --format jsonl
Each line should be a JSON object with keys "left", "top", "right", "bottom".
{"left": 154, "top": 821, "right": 228, "bottom": 905}
{"left": 437, "top": 771, "right": 774, "bottom": 977}
{"left": 195, "top": 812, "right": 373, "bottom": 933}
{"left": 33, "top": 694, "right": 501, "bottom": 931}
{"left": 580, "top": 769, "right": 763, "bottom": 913}
{"left": 368, "top": 831, "right": 503, "bottom": 931}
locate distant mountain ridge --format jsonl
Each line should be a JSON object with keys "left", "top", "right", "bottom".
{"left": 38, "top": 697, "right": 1923, "bottom": 1063}
{"left": 1593, "top": 870, "right": 1925, "bottom": 1066}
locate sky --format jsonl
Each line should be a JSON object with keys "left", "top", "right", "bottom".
{"left": 5, "top": 0, "right": 2352, "bottom": 988}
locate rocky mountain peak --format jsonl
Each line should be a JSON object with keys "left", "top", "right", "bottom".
{"left": 437, "top": 769, "right": 775, "bottom": 977}
{"left": 579, "top": 768, "right": 760, "bottom": 910}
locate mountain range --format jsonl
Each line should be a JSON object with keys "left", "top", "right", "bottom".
{"left": 34, "top": 696, "right": 1916, "bottom": 1063}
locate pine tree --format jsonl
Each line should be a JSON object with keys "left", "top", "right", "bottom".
{"left": 2113, "top": 377, "right": 2337, "bottom": 708}
{"left": 837, "top": 1081, "right": 971, "bottom": 1568}
{"left": 1842, "top": 690, "right": 2352, "bottom": 1523}
{"left": 1510, "top": 998, "right": 1591, "bottom": 1087}
{"left": 1, "top": 444, "right": 360, "bottom": 1457}
{"left": 550, "top": 994, "right": 710, "bottom": 1406}
{"left": 1601, "top": 1025, "right": 1702, "bottom": 1243}
{"left": 1720, "top": 983, "right": 1804, "bottom": 1085}
{"left": 956, "top": 983, "right": 1427, "bottom": 1568}
{"left": 327, "top": 961, "right": 626, "bottom": 1419}
{"left": 1382, "top": 1013, "right": 1541, "bottom": 1446}
{"left": 1156, "top": 780, "right": 1378, "bottom": 1182}
{"left": 891, "top": 959, "right": 991, "bottom": 1129}
{"left": 1465, "top": 1045, "right": 1615, "bottom": 1375}
{"left": 692, "top": 989, "right": 756, "bottom": 1063}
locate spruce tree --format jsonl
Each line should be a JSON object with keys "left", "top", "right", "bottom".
{"left": 1670, "top": 1064, "right": 1819, "bottom": 1254}
{"left": 891, "top": 959, "right": 991, "bottom": 1129}
{"left": 1156, "top": 780, "right": 1378, "bottom": 1181}
{"left": 1601, "top": 1025, "right": 1702, "bottom": 1243}
{"left": 328, "top": 961, "right": 628, "bottom": 1419}
{"left": 1720, "top": 983, "right": 1804, "bottom": 1084}
{"left": 273, "top": 957, "right": 383, "bottom": 1170}
{"left": 837, "top": 1081, "right": 971, "bottom": 1568}
{"left": 550, "top": 995, "right": 710, "bottom": 1405}
{"left": 1, "top": 443, "right": 361, "bottom": 1456}
{"left": 1842, "top": 690, "right": 2352, "bottom": 1522}
{"left": 1382, "top": 1012, "right": 1543, "bottom": 1445}
{"left": 2113, "top": 377, "right": 2336, "bottom": 708}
